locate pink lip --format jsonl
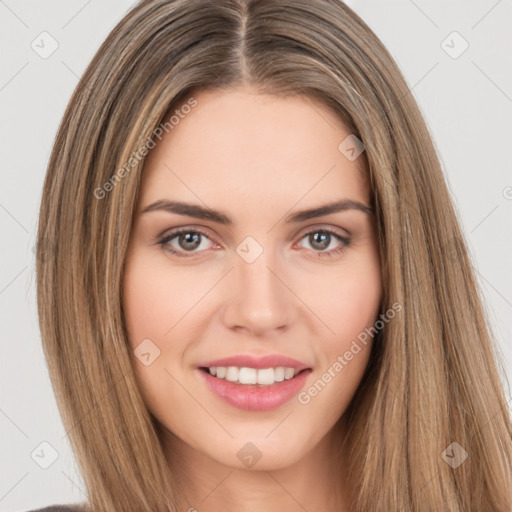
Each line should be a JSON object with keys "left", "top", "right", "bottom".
{"left": 197, "top": 354, "right": 311, "bottom": 371}
{"left": 198, "top": 368, "right": 312, "bottom": 411}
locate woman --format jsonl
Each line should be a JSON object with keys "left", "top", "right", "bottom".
{"left": 33, "top": 0, "right": 512, "bottom": 510}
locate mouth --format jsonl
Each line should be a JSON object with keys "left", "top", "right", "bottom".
{"left": 198, "top": 366, "right": 311, "bottom": 387}
{"left": 197, "top": 365, "right": 313, "bottom": 411}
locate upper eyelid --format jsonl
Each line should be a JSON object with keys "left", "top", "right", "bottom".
{"left": 160, "top": 226, "right": 218, "bottom": 243}
{"left": 159, "top": 223, "right": 350, "bottom": 241}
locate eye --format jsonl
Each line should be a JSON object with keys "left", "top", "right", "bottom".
{"left": 155, "top": 226, "right": 351, "bottom": 258}
{"left": 296, "top": 228, "right": 351, "bottom": 257}
{"left": 156, "top": 227, "right": 217, "bottom": 257}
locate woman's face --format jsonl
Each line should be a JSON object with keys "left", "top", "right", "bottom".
{"left": 122, "top": 87, "right": 382, "bottom": 473}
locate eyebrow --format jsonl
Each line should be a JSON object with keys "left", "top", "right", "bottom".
{"left": 141, "top": 198, "right": 373, "bottom": 224}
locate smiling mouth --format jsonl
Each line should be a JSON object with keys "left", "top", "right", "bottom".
{"left": 199, "top": 366, "right": 311, "bottom": 387}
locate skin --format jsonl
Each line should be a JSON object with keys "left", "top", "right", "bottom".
{"left": 122, "top": 87, "right": 382, "bottom": 511}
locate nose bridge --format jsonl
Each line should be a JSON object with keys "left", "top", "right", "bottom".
{"left": 223, "top": 238, "right": 295, "bottom": 334}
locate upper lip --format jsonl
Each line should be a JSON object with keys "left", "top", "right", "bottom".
{"left": 198, "top": 354, "right": 311, "bottom": 371}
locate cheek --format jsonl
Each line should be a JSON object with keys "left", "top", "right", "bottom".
{"left": 297, "top": 251, "right": 381, "bottom": 411}
{"left": 123, "top": 269, "right": 163, "bottom": 348}
{"left": 122, "top": 256, "right": 196, "bottom": 423}
{"left": 302, "top": 253, "right": 382, "bottom": 347}
{"left": 122, "top": 252, "right": 209, "bottom": 346}
{"left": 298, "top": 268, "right": 380, "bottom": 418}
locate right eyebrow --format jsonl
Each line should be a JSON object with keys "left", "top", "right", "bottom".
{"left": 141, "top": 200, "right": 232, "bottom": 225}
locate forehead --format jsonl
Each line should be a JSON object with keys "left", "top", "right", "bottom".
{"left": 138, "top": 88, "right": 369, "bottom": 214}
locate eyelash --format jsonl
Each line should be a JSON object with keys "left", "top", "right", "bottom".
{"left": 155, "top": 226, "right": 351, "bottom": 259}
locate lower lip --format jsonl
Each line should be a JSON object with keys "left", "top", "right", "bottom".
{"left": 198, "top": 368, "right": 312, "bottom": 411}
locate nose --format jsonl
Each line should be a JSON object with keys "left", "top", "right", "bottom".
{"left": 221, "top": 248, "right": 296, "bottom": 336}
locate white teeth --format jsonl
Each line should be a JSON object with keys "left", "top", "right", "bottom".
{"left": 284, "top": 367, "right": 295, "bottom": 380}
{"left": 256, "top": 368, "right": 274, "bottom": 385}
{"left": 240, "top": 367, "right": 257, "bottom": 384}
{"left": 225, "top": 366, "right": 239, "bottom": 382}
{"left": 206, "top": 366, "right": 302, "bottom": 386}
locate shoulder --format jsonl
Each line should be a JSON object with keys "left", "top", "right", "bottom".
{"left": 26, "top": 504, "right": 90, "bottom": 512}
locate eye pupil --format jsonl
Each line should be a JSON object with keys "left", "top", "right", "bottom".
{"left": 179, "top": 232, "right": 201, "bottom": 250}
{"left": 309, "top": 232, "right": 330, "bottom": 250}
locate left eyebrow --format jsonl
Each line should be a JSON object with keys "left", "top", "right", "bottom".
{"left": 140, "top": 198, "right": 373, "bottom": 224}
{"left": 284, "top": 199, "right": 373, "bottom": 222}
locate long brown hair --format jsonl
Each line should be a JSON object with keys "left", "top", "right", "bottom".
{"left": 36, "top": 0, "right": 512, "bottom": 510}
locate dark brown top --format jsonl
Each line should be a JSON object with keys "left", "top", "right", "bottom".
{"left": 27, "top": 505, "right": 88, "bottom": 512}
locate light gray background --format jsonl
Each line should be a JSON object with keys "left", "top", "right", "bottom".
{"left": 1, "top": 0, "right": 511, "bottom": 510}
